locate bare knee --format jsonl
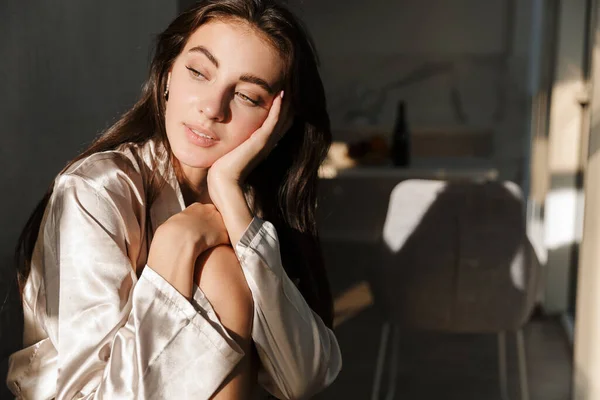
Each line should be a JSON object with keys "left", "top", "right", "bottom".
{"left": 194, "top": 245, "right": 253, "bottom": 345}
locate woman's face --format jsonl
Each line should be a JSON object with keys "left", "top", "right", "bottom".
{"left": 165, "top": 19, "right": 285, "bottom": 169}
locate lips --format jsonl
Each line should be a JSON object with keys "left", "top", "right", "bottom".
{"left": 184, "top": 123, "right": 219, "bottom": 141}
{"left": 184, "top": 123, "right": 220, "bottom": 148}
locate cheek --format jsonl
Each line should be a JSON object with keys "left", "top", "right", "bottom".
{"left": 230, "top": 109, "right": 268, "bottom": 141}
{"left": 164, "top": 91, "right": 180, "bottom": 126}
{"left": 164, "top": 86, "right": 194, "bottom": 132}
{"left": 167, "top": 83, "right": 191, "bottom": 115}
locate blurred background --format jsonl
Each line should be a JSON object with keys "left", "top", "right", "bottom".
{"left": 3, "top": 0, "right": 600, "bottom": 398}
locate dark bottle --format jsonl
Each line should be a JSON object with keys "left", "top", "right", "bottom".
{"left": 391, "top": 101, "right": 410, "bottom": 167}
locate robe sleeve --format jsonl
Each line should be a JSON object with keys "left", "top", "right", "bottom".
{"left": 235, "top": 218, "right": 342, "bottom": 399}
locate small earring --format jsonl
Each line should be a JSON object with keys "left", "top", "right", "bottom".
{"left": 164, "top": 73, "right": 171, "bottom": 101}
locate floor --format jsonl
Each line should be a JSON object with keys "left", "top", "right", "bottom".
{"left": 314, "top": 240, "right": 573, "bottom": 400}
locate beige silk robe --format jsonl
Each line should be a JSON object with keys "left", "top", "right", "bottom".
{"left": 6, "top": 138, "right": 341, "bottom": 399}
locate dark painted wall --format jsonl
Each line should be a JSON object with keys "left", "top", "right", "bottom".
{"left": 0, "top": 2, "right": 176, "bottom": 396}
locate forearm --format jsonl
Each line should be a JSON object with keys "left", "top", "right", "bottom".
{"left": 210, "top": 182, "right": 254, "bottom": 247}
{"left": 193, "top": 245, "right": 257, "bottom": 399}
{"left": 146, "top": 226, "right": 198, "bottom": 299}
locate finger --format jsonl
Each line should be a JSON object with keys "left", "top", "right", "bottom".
{"left": 252, "top": 91, "right": 284, "bottom": 143}
{"left": 264, "top": 91, "right": 285, "bottom": 133}
{"left": 264, "top": 93, "right": 292, "bottom": 150}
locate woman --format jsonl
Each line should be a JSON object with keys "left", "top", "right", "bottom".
{"left": 6, "top": 0, "right": 342, "bottom": 398}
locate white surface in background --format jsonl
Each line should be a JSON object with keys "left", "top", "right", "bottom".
{"left": 382, "top": 180, "right": 446, "bottom": 253}
{"left": 545, "top": 188, "right": 585, "bottom": 249}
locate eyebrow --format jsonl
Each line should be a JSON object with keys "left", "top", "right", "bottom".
{"left": 240, "top": 74, "right": 275, "bottom": 94}
{"left": 188, "top": 45, "right": 276, "bottom": 94}
{"left": 189, "top": 45, "right": 219, "bottom": 68}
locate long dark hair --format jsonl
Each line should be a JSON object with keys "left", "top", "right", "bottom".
{"left": 15, "top": 0, "right": 334, "bottom": 327}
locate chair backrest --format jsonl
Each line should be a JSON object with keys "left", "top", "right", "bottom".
{"left": 375, "top": 179, "right": 539, "bottom": 333}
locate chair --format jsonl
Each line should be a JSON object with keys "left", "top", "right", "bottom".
{"left": 371, "top": 179, "right": 540, "bottom": 400}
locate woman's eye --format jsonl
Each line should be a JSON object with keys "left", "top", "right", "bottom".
{"left": 186, "top": 66, "right": 207, "bottom": 80}
{"left": 236, "top": 92, "right": 261, "bottom": 106}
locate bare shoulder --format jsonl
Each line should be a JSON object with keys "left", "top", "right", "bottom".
{"left": 194, "top": 245, "right": 253, "bottom": 342}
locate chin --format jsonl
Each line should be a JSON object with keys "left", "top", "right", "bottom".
{"left": 171, "top": 143, "right": 219, "bottom": 169}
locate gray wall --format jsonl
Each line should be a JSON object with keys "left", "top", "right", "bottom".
{"left": 1, "top": 1, "right": 177, "bottom": 262}
{"left": 0, "top": 1, "right": 177, "bottom": 396}
{"left": 289, "top": 0, "right": 535, "bottom": 182}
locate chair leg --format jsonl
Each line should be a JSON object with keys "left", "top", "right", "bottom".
{"left": 498, "top": 331, "right": 510, "bottom": 400}
{"left": 516, "top": 329, "right": 530, "bottom": 400}
{"left": 372, "top": 322, "right": 391, "bottom": 400}
{"left": 373, "top": 327, "right": 527, "bottom": 400}
{"left": 384, "top": 323, "right": 400, "bottom": 400}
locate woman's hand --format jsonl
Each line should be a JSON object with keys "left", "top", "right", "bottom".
{"left": 160, "top": 203, "right": 230, "bottom": 254}
{"left": 207, "top": 90, "right": 292, "bottom": 191}
{"left": 206, "top": 91, "right": 291, "bottom": 247}
{"left": 146, "top": 203, "right": 229, "bottom": 299}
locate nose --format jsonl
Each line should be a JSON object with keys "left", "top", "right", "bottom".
{"left": 198, "top": 86, "right": 229, "bottom": 122}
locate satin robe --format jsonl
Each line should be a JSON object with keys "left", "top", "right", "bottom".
{"left": 6, "top": 138, "right": 341, "bottom": 399}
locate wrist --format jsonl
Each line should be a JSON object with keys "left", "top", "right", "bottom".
{"left": 207, "top": 172, "right": 254, "bottom": 245}
{"left": 147, "top": 227, "right": 198, "bottom": 299}
{"left": 214, "top": 187, "right": 254, "bottom": 246}
{"left": 150, "top": 224, "right": 201, "bottom": 266}
{"left": 208, "top": 174, "right": 240, "bottom": 210}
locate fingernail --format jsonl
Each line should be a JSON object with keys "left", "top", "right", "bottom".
{"left": 280, "top": 90, "right": 285, "bottom": 99}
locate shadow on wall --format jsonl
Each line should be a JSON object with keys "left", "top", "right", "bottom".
{"left": 330, "top": 180, "right": 539, "bottom": 332}
{"left": 374, "top": 180, "right": 538, "bottom": 332}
